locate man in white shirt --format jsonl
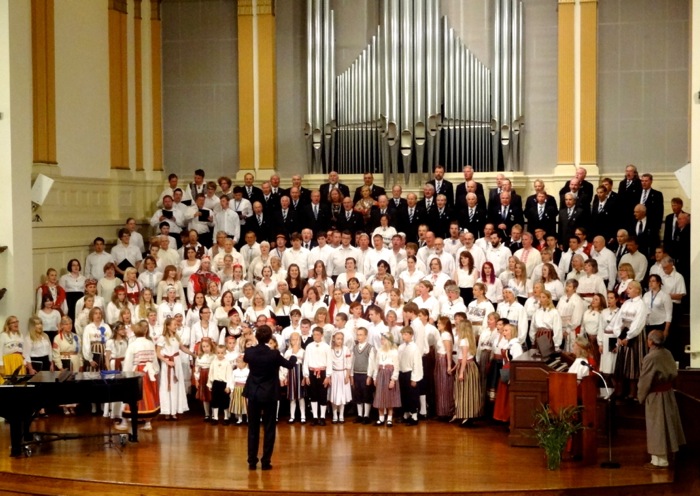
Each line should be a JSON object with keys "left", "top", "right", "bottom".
{"left": 558, "top": 235, "right": 588, "bottom": 277}
{"left": 157, "top": 235, "right": 181, "bottom": 269}
{"left": 157, "top": 173, "right": 192, "bottom": 207}
{"left": 485, "top": 232, "right": 511, "bottom": 275}
{"left": 186, "top": 193, "right": 214, "bottom": 248}
{"left": 416, "top": 231, "right": 436, "bottom": 267}
{"left": 111, "top": 228, "right": 143, "bottom": 276}
{"left": 302, "top": 327, "right": 333, "bottom": 425}
{"left": 125, "top": 218, "right": 146, "bottom": 255}
{"left": 426, "top": 238, "right": 455, "bottom": 276}
{"left": 282, "top": 233, "right": 311, "bottom": 275}
{"left": 513, "top": 231, "right": 541, "bottom": 278}
{"left": 150, "top": 195, "right": 185, "bottom": 235}
{"left": 589, "top": 235, "right": 617, "bottom": 289}
{"left": 443, "top": 221, "right": 462, "bottom": 256}
{"left": 455, "top": 231, "right": 486, "bottom": 275}
{"left": 171, "top": 189, "right": 190, "bottom": 228}
{"left": 475, "top": 223, "right": 495, "bottom": 253}
{"left": 214, "top": 196, "right": 241, "bottom": 244}
{"left": 212, "top": 238, "right": 245, "bottom": 272}
{"left": 366, "top": 305, "right": 389, "bottom": 350}
{"left": 329, "top": 231, "right": 360, "bottom": 278}
{"left": 390, "top": 234, "right": 407, "bottom": 265}
{"left": 659, "top": 256, "right": 686, "bottom": 305}
{"left": 85, "top": 237, "right": 113, "bottom": 280}
{"left": 230, "top": 186, "right": 253, "bottom": 232}
{"left": 308, "top": 231, "right": 333, "bottom": 272}
{"left": 363, "top": 234, "right": 397, "bottom": 276}
{"left": 619, "top": 237, "right": 648, "bottom": 283}
{"left": 239, "top": 231, "right": 262, "bottom": 270}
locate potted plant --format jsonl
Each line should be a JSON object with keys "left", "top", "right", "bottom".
{"left": 532, "top": 403, "right": 583, "bottom": 470}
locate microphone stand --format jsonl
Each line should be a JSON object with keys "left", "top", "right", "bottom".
{"left": 583, "top": 362, "right": 620, "bottom": 469}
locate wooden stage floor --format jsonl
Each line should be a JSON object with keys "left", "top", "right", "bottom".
{"left": 0, "top": 413, "right": 679, "bottom": 496}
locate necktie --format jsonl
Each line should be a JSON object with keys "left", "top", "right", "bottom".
{"left": 626, "top": 180, "right": 632, "bottom": 188}
{"left": 469, "top": 208, "right": 474, "bottom": 221}
{"left": 283, "top": 210, "right": 287, "bottom": 221}
{"left": 258, "top": 215, "right": 262, "bottom": 225}
{"left": 436, "top": 181, "right": 441, "bottom": 192}
{"left": 569, "top": 255, "right": 574, "bottom": 272}
{"left": 568, "top": 208, "right": 573, "bottom": 220}
{"left": 642, "top": 190, "right": 648, "bottom": 204}
{"left": 293, "top": 200, "right": 298, "bottom": 209}
{"left": 598, "top": 202, "right": 604, "bottom": 213}
{"left": 247, "top": 187, "right": 252, "bottom": 197}
{"left": 502, "top": 207, "right": 507, "bottom": 220}
{"left": 264, "top": 195, "right": 269, "bottom": 202}
{"left": 395, "top": 199, "right": 400, "bottom": 207}
{"left": 672, "top": 218, "right": 678, "bottom": 238}
{"left": 409, "top": 208, "right": 414, "bottom": 222}
{"left": 426, "top": 199, "right": 432, "bottom": 209}
{"left": 538, "top": 205, "right": 543, "bottom": 219}
{"left": 313, "top": 205, "right": 318, "bottom": 219}
{"left": 346, "top": 211, "right": 351, "bottom": 220}
{"left": 439, "top": 209, "right": 444, "bottom": 218}
{"left": 149, "top": 272, "right": 154, "bottom": 289}
{"left": 638, "top": 221, "right": 643, "bottom": 235}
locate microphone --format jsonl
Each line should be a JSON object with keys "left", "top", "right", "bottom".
{"left": 579, "top": 360, "right": 594, "bottom": 369}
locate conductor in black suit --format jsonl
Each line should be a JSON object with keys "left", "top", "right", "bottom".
{"left": 243, "top": 325, "right": 296, "bottom": 470}
{"left": 353, "top": 172, "right": 386, "bottom": 202}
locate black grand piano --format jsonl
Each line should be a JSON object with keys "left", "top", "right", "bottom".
{"left": 0, "top": 371, "right": 143, "bottom": 457}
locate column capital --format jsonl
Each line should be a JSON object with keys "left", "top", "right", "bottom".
{"left": 150, "top": 0, "right": 162, "bottom": 21}
{"left": 134, "top": 0, "right": 142, "bottom": 20}
{"left": 108, "top": 0, "right": 128, "bottom": 14}
{"left": 238, "top": 0, "right": 275, "bottom": 17}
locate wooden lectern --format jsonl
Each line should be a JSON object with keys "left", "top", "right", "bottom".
{"left": 508, "top": 350, "right": 598, "bottom": 464}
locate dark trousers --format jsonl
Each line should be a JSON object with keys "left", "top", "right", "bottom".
{"left": 246, "top": 398, "right": 277, "bottom": 466}
{"left": 308, "top": 371, "right": 327, "bottom": 403}
{"left": 399, "top": 371, "right": 419, "bottom": 414}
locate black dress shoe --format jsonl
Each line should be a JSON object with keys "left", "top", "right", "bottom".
{"left": 261, "top": 464, "right": 273, "bottom": 471}
{"left": 404, "top": 418, "right": 418, "bottom": 426}
{"left": 311, "top": 418, "right": 319, "bottom": 426}
{"left": 318, "top": 418, "right": 326, "bottom": 426}
{"left": 363, "top": 417, "right": 372, "bottom": 425}
{"left": 248, "top": 464, "right": 257, "bottom": 470}
{"left": 353, "top": 416, "right": 363, "bottom": 424}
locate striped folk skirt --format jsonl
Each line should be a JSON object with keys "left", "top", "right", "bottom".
{"left": 287, "top": 363, "right": 306, "bottom": 401}
{"left": 373, "top": 365, "right": 401, "bottom": 410}
{"left": 87, "top": 342, "right": 105, "bottom": 372}
{"left": 230, "top": 384, "right": 247, "bottom": 414}
{"left": 433, "top": 353, "right": 455, "bottom": 417}
{"left": 195, "top": 368, "right": 212, "bottom": 402}
{"left": 615, "top": 330, "right": 648, "bottom": 381}
{"left": 454, "top": 360, "right": 481, "bottom": 420}
{"left": 123, "top": 362, "right": 160, "bottom": 419}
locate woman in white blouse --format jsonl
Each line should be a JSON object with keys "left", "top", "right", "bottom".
{"left": 642, "top": 275, "right": 672, "bottom": 340}
{"left": 222, "top": 264, "right": 247, "bottom": 301}
{"left": 454, "top": 251, "right": 479, "bottom": 304}
{"left": 25, "top": 317, "right": 53, "bottom": 374}
{"left": 243, "top": 291, "right": 275, "bottom": 323}
{"left": 60, "top": 259, "right": 86, "bottom": 322}
{"left": 398, "top": 255, "right": 425, "bottom": 302}
{"left": 465, "top": 283, "right": 495, "bottom": 338}
{"left": 179, "top": 247, "right": 201, "bottom": 287}
{"left": 598, "top": 290, "right": 620, "bottom": 377}
{"left": 529, "top": 290, "right": 562, "bottom": 350}
{"left": 372, "top": 213, "right": 397, "bottom": 247}
{"left": 423, "top": 258, "right": 450, "bottom": 300}
{"left": 335, "top": 257, "right": 365, "bottom": 293}
{"left": 477, "top": 262, "right": 503, "bottom": 305}
{"left": 581, "top": 292, "right": 606, "bottom": 368}
{"left": 541, "top": 262, "right": 565, "bottom": 304}
{"left": 299, "top": 287, "right": 328, "bottom": 321}
{"left": 256, "top": 265, "right": 279, "bottom": 305}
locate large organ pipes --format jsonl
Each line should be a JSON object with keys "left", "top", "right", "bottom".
{"left": 492, "top": 0, "right": 524, "bottom": 171}
{"left": 307, "top": 0, "right": 520, "bottom": 176}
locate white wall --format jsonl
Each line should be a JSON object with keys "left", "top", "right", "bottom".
{"left": 54, "top": 0, "right": 111, "bottom": 178}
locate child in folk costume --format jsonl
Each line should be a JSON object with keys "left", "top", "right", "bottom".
{"left": 398, "top": 326, "right": 423, "bottom": 426}
{"left": 25, "top": 317, "right": 53, "bottom": 374}
{"left": 351, "top": 327, "right": 375, "bottom": 424}
{"left": 598, "top": 291, "right": 620, "bottom": 381}
{"left": 281, "top": 331, "right": 306, "bottom": 423}
{"left": 434, "top": 317, "right": 455, "bottom": 420}
{"left": 51, "top": 316, "right": 81, "bottom": 414}
{"left": 557, "top": 279, "right": 586, "bottom": 353}
{"left": 302, "top": 327, "right": 333, "bottom": 425}
{"left": 157, "top": 317, "right": 196, "bottom": 420}
{"left": 207, "top": 344, "right": 233, "bottom": 425}
{"left": 492, "top": 323, "right": 523, "bottom": 423}
{"left": 476, "top": 312, "right": 500, "bottom": 415}
{"left": 371, "top": 333, "right": 401, "bottom": 426}
{"left": 119, "top": 322, "right": 160, "bottom": 431}
{"left": 453, "top": 321, "right": 481, "bottom": 427}
{"left": 328, "top": 331, "right": 353, "bottom": 423}
{"left": 0, "top": 316, "right": 28, "bottom": 377}
{"left": 82, "top": 307, "right": 112, "bottom": 372}
{"left": 104, "top": 322, "right": 129, "bottom": 421}
{"left": 230, "top": 355, "right": 249, "bottom": 424}
{"left": 194, "top": 337, "right": 216, "bottom": 421}
{"left": 224, "top": 334, "right": 240, "bottom": 365}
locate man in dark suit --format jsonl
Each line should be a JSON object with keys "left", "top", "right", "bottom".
{"left": 458, "top": 192, "right": 488, "bottom": 238}
{"left": 671, "top": 213, "right": 690, "bottom": 284}
{"left": 639, "top": 173, "right": 664, "bottom": 235}
{"left": 243, "top": 325, "right": 297, "bottom": 470}
{"left": 590, "top": 185, "right": 618, "bottom": 244}
{"left": 259, "top": 181, "right": 280, "bottom": 214}
{"left": 630, "top": 204, "right": 659, "bottom": 260}
{"left": 488, "top": 191, "right": 524, "bottom": 239}
{"left": 524, "top": 179, "right": 557, "bottom": 212}
{"left": 288, "top": 187, "right": 308, "bottom": 213}
{"left": 353, "top": 172, "right": 386, "bottom": 203}
{"left": 300, "top": 190, "right": 331, "bottom": 234}
{"left": 272, "top": 196, "right": 298, "bottom": 239}
{"left": 242, "top": 172, "right": 264, "bottom": 205}
{"left": 455, "top": 164, "right": 486, "bottom": 208}
{"left": 336, "top": 196, "right": 364, "bottom": 234}
{"left": 387, "top": 184, "right": 408, "bottom": 216}
{"left": 319, "top": 170, "right": 350, "bottom": 204}
{"left": 558, "top": 167, "right": 594, "bottom": 209}
{"left": 617, "top": 164, "right": 642, "bottom": 223}
{"left": 417, "top": 183, "right": 438, "bottom": 216}
{"left": 524, "top": 191, "right": 558, "bottom": 236}
{"left": 427, "top": 194, "right": 454, "bottom": 239}
{"left": 428, "top": 165, "right": 454, "bottom": 207}
{"left": 559, "top": 177, "right": 592, "bottom": 212}
{"left": 248, "top": 201, "right": 274, "bottom": 243}
{"left": 663, "top": 198, "right": 685, "bottom": 247}
{"left": 369, "top": 195, "right": 395, "bottom": 230}
{"left": 397, "top": 193, "right": 426, "bottom": 243}
{"left": 283, "top": 175, "right": 312, "bottom": 204}
{"left": 558, "top": 192, "right": 587, "bottom": 245}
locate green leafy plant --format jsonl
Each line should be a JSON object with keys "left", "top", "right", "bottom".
{"left": 532, "top": 403, "right": 583, "bottom": 470}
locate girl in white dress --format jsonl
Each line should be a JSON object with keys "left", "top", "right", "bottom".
{"left": 157, "top": 286, "right": 186, "bottom": 325}
{"left": 478, "top": 262, "right": 503, "bottom": 305}
{"left": 328, "top": 331, "right": 353, "bottom": 423}
{"left": 598, "top": 290, "right": 620, "bottom": 377}
{"left": 398, "top": 255, "right": 425, "bottom": 302}
{"left": 581, "top": 293, "right": 606, "bottom": 368}
{"left": 157, "top": 317, "right": 196, "bottom": 419}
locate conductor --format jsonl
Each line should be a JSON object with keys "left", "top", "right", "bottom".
{"left": 243, "top": 325, "right": 296, "bottom": 470}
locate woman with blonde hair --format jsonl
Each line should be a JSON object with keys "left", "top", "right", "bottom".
{"left": 453, "top": 321, "right": 481, "bottom": 426}
{"left": 529, "top": 289, "right": 563, "bottom": 351}
{"left": 52, "top": 316, "right": 81, "bottom": 414}
{"left": 26, "top": 317, "right": 53, "bottom": 375}
{"left": 613, "top": 263, "right": 635, "bottom": 304}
